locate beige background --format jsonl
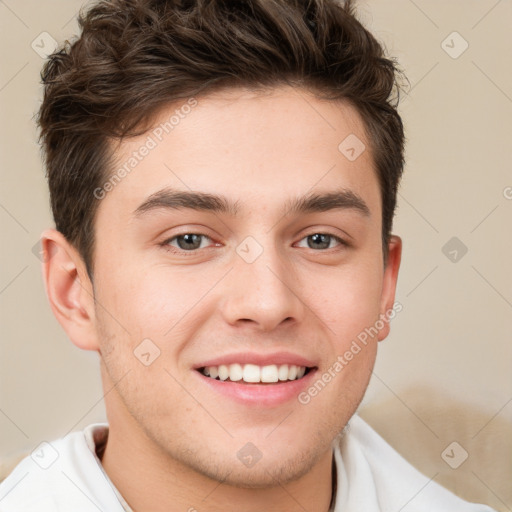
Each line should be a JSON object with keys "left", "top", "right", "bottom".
{"left": 1, "top": 0, "right": 511, "bottom": 509}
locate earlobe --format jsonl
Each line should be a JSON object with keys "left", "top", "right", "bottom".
{"left": 377, "top": 235, "right": 402, "bottom": 342}
{"left": 41, "top": 229, "right": 99, "bottom": 352}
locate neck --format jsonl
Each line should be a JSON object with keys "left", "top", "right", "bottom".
{"left": 101, "top": 412, "right": 335, "bottom": 512}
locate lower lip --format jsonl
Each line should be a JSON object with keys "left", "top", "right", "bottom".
{"left": 194, "top": 369, "right": 318, "bottom": 407}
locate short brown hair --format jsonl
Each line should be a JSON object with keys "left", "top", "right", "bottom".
{"left": 38, "top": 0, "right": 406, "bottom": 278}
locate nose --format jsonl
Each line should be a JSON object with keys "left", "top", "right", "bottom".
{"left": 218, "top": 239, "right": 305, "bottom": 332}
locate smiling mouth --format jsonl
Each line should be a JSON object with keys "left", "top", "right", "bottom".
{"left": 198, "top": 363, "right": 314, "bottom": 384}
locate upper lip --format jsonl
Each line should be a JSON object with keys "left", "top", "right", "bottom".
{"left": 193, "top": 351, "right": 317, "bottom": 370}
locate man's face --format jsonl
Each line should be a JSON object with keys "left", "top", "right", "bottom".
{"left": 91, "top": 86, "right": 399, "bottom": 486}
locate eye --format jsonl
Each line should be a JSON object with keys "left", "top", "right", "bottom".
{"left": 162, "top": 233, "right": 214, "bottom": 252}
{"left": 296, "top": 233, "right": 348, "bottom": 250}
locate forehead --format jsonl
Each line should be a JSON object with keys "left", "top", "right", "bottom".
{"left": 100, "top": 85, "right": 380, "bottom": 221}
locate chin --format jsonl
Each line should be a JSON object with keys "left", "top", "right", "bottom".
{"left": 160, "top": 430, "right": 332, "bottom": 489}
{"left": 195, "top": 450, "right": 322, "bottom": 489}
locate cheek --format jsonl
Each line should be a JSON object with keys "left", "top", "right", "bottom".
{"left": 309, "top": 261, "right": 384, "bottom": 342}
{"left": 93, "top": 263, "right": 220, "bottom": 375}
{"left": 96, "top": 263, "right": 201, "bottom": 333}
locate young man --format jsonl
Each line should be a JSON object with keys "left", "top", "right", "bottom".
{"left": 0, "top": 0, "right": 497, "bottom": 510}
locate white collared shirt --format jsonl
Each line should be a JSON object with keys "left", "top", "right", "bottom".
{"left": 0, "top": 414, "right": 496, "bottom": 511}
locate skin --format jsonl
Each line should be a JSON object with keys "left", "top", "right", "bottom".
{"left": 41, "top": 85, "right": 401, "bottom": 512}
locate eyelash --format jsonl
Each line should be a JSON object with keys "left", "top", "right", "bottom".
{"left": 160, "top": 232, "right": 349, "bottom": 254}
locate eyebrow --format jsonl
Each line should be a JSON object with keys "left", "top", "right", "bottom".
{"left": 285, "top": 189, "right": 370, "bottom": 217}
{"left": 134, "top": 189, "right": 241, "bottom": 217}
{"left": 133, "top": 187, "right": 370, "bottom": 218}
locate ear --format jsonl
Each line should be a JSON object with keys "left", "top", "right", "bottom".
{"left": 377, "top": 235, "right": 402, "bottom": 341}
{"left": 40, "top": 228, "right": 99, "bottom": 351}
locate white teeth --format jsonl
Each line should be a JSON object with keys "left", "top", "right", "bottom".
{"left": 229, "top": 363, "right": 243, "bottom": 381}
{"left": 218, "top": 365, "right": 229, "bottom": 381}
{"left": 201, "top": 363, "right": 308, "bottom": 383}
{"left": 278, "top": 364, "right": 289, "bottom": 381}
{"left": 243, "top": 364, "right": 260, "bottom": 383}
{"left": 261, "top": 365, "right": 279, "bottom": 383}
